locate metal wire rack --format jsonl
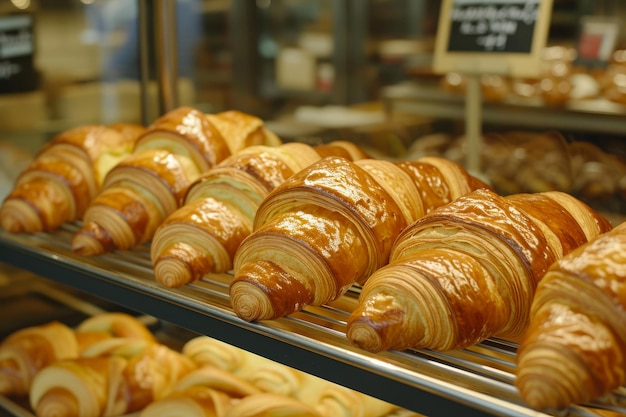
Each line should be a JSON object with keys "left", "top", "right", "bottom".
{"left": 0, "top": 224, "right": 624, "bottom": 417}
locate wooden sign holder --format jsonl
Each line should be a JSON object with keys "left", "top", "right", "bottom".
{"left": 433, "top": 0, "right": 553, "bottom": 176}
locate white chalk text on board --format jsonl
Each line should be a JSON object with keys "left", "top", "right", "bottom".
{"left": 448, "top": 0, "right": 539, "bottom": 53}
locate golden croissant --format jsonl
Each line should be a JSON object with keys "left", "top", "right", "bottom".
{"left": 0, "top": 321, "right": 79, "bottom": 397}
{"left": 151, "top": 141, "right": 367, "bottom": 288}
{"left": 230, "top": 155, "right": 489, "bottom": 322}
{"left": 71, "top": 107, "right": 280, "bottom": 256}
{"left": 0, "top": 123, "right": 143, "bottom": 233}
{"left": 0, "top": 312, "right": 158, "bottom": 398}
{"left": 346, "top": 188, "right": 612, "bottom": 353}
{"left": 515, "top": 221, "right": 626, "bottom": 411}
{"left": 30, "top": 338, "right": 196, "bottom": 417}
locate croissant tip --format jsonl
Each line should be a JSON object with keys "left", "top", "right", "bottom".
{"left": 231, "top": 260, "right": 314, "bottom": 321}
{"left": 34, "top": 387, "right": 80, "bottom": 417}
{"left": 346, "top": 319, "right": 385, "bottom": 353}
{"left": 72, "top": 232, "right": 105, "bottom": 256}
{"left": 0, "top": 207, "right": 42, "bottom": 233}
{"left": 154, "top": 258, "right": 194, "bottom": 288}
{"left": 230, "top": 281, "right": 273, "bottom": 322}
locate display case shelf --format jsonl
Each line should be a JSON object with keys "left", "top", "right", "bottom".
{"left": 382, "top": 81, "right": 626, "bottom": 136}
{"left": 1, "top": 225, "right": 624, "bottom": 417}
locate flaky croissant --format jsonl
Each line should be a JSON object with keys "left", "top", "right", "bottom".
{"left": 30, "top": 338, "right": 196, "bottom": 417}
{"left": 230, "top": 155, "right": 489, "bottom": 322}
{"left": 0, "top": 123, "right": 143, "bottom": 233}
{"left": 71, "top": 107, "right": 280, "bottom": 256}
{"left": 30, "top": 356, "right": 129, "bottom": 417}
{"left": 346, "top": 188, "right": 612, "bottom": 353}
{"left": 0, "top": 321, "right": 78, "bottom": 397}
{"left": 150, "top": 141, "right": 366, "bottom": 288}
{"left": 515, "top": 221, "right": 626, "bottom": 411}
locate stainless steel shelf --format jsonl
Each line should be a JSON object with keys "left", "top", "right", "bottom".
{"left": 1, "top": 225, "right": 624, "bottom": 417}
{"left": 382, "top": 82, "right": 626, "bottom": 136}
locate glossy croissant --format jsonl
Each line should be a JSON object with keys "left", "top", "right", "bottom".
{"left": 150, "top": 141, "right": 367, "bottom": 288}
{"left": 230, "top": 155, "right": 490, "bottom": 322}
{"left": 0, "top": 123, "right": 144, "bottom": 233}
{"left": 515, "top": 221, "right": 626, "bottom": 411}
{"left": 71, "top": 107, "right": 281, "bottom": 256}
{"left": 346, "top": 188, "right": 612, "bottom": 353}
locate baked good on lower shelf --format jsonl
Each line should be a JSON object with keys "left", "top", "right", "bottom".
{"left": 138, "top": 386, "right": 233, "bottom": 417}
{"left": 515, "top": 221, "right": 626, "bottom": 411}
{"left": 0, "top": 321, "right": 78, "bottom": 397}
{"left": 0, "top": 312, "right": 156, "bottom": 400}
{"left": 230, "top": 155, "right": 490, "bottom": 322}
{"left": 224, "top": 393, "right": 323, "bottom": 417}
{"left": 181, "top": 336, "right": 398, "bottom": 417}
{"left": 346, "top": 188, "right": 612, "bottom": 353}
{"left": 29, "top": 339, "right": 196, "bottom": 417}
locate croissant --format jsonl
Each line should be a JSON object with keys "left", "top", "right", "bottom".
{"left": 29, "top": 356, "right": 129, "bottom": 417}
{"left": 138, "top": 386, "right": 233, "bottom": 417}
{"left": 150, "top": 141, "right": 365, "bottom": 287}
{"left": 346, "top": 188, "right": 612, "bottom": 353}
{"left": 0, "top": 321, "right": 78, "bottom": 397}
{"left": 230, "top": 155, "right": 489, "bottom": 322}
{"left": 515, "top": 221, "right": 626, "bottom": 411}
{"left": 30, "top": 338, "right": 196, "bottom": 417}
{"left": 0, "top": 123, "right": 143, "bottom": 233}
{"left": 71, "top": 107, "right": 280, "bottom": 256}
{"left": 172, "top": 366, "right": 262, "bottom": 398}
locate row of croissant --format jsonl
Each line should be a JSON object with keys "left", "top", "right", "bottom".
{"left": 0, "top": 106, "right": 625, "bottom": 413}
{"left": 0, "top": 312, "right": 404, "bottom": 417}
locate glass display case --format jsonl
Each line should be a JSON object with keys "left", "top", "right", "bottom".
{"left": 1, "top": 2, "right": 626, "bottom": 416}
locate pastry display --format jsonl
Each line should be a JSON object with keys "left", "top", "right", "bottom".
{"left": 515, "top": 221, "right": 626, "bottom": 411}
{"left": 150, "top": 140, "right": 367, "bottom": 287}
{"left": 230, "top": 155, "right": 489, "bottom": 322}
{"left": 0, "top": 123, "right": 144, "bottom": 233}
{"left": 346, "top": 188, "right": 612, "bottom": 353}
{"left": 70, "top": 107, "right": 281, "bottom": 256}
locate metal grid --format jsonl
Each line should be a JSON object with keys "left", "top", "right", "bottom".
{"left": 0, "top": 225, "right": 624, "bottom": 417}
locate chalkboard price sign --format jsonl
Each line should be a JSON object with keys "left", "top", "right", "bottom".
{"left": 0, "top": 14, "right": 38, "bottom": 94}
{"left": 433, "top": 0, "right": 552, "bottom": 77}
{"left": 447, "top": 1, "right": 539, "bottom": 53}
